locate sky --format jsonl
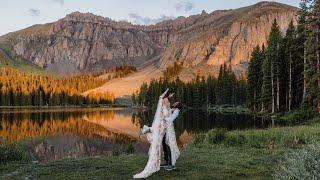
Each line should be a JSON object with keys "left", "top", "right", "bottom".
{"left": 0, "top": 0, "right": 301, "bottom": 36}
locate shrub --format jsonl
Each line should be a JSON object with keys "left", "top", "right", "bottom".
{"left": 207, "top": 129, "right": 227, "bottom": 144}
{"left": 112, "top": 149, "right": 121, "bottom": 156}
{"left": 274, "top": 143, "right": 320, "bottom": 179}
{"left": 193, "top": 133, "right": 206, "bottom": 146}
{"left": 125, "top": 143, "right": 135, "bottom": 154}
{"left": 0, "top": 143, "right": 29, "bottom": 163}
{"left": 192, "top": 124, "right": 320, "bottom": 148}
{"left": 245, "top": 131, "right": 268, "bottom": 148}
{"left": 225, "top": 133, "right": 247, "bottom": 146}
{"left": 280, "top": 109, "right": 318, "bottom": 124}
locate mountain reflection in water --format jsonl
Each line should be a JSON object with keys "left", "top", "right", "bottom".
{"left": 0, "top": 108, "right": 270, "bottom": 161}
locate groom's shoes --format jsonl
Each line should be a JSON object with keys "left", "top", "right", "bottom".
{"left": 164, "top": 165, "right": 175, "bottom": 171}
{"left": 140, "top": 125, "right": 150, "bottom": 135}
{"left": 160, "top": 163, "right": 168, "bottom": 168}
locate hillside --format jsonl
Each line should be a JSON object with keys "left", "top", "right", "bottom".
{"left": 0, "top": 1, "right": 299, "bottom": 96}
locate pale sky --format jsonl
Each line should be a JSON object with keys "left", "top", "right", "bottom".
{"left": 0, "top": 0, "right": 300, "bottom": 36}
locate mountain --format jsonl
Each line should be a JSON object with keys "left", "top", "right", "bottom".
{"left": 0, "top": 1, "right": 299, "bottom": 96}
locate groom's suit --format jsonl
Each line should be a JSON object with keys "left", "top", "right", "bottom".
{"left": 162, "top": 109, "right": 180, "bottom": 166}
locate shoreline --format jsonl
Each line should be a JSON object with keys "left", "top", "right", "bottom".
{"left": 2, "top": 121, "right": 320, "bottom": 179}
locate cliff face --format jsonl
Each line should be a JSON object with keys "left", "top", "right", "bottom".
{"left": 159, "top": 2, "right": 298, "bottom": 69}
{"left": 11, "top": 13, "right": 161, "bottom": 73}
{"left": 1, "top": 2, "right": 298, "bottom": 74}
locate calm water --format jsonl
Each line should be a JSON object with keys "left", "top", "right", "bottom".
{"left": 0, "top": 108, "right": 273, "bottom": 161}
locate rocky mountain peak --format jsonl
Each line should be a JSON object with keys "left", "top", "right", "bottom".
{"left": 0, "top": 2, "right": 299, "bottom": 76}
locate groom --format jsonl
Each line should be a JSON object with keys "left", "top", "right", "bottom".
{"left": 161, "top": 102, "right": 182, "bottom": 171}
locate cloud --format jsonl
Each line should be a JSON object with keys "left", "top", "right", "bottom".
{"left": 27, "top": 9, "right": 40, "bottom": 17}
{"left": 175, "top": 1, "right": 194, "bottom": 12}
{"left": 129, "top": 13, "right": 174, "bottom": 25}
{"left": 51, "top": 0, "right": 64, "bottom": 5}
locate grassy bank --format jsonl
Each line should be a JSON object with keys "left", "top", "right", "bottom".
{"left": 1, "top": 124, "right": 320, "bottom": 179}
{"left": 208, "top": 106, "right": 250, "bottom": 114}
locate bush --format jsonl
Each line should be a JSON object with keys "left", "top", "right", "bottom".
{"left": 193, "top": 133, "right": 206, "bottom": 146}
{"left": 274, "top": 143, "right": 320, "bottom": 179}
{"left": 193, "top": 124, "right": 320, "bottom": 149}
{"left": 280, "top": 109, "right": 318, "bottom": 124}
{"left": 225, "top": 133, "right": 246, "bottom": 146}
{"left": 0, "top": 143, "right": 29, "bottom": 163}
{"left": 125, "top": 143, "right": 135, "bottom": 154}
{"left": 207, "top": 129, "right": 227, "bottom": 144}
{"left": 112, "top": 149, "right": 121, "bottom": 156}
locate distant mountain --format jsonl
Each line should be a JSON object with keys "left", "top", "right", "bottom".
{"left": 0, "top": 2, "right": 298, "bottom": 73}
{"left": 0, "top": 1, "right": 299, "bottom": 96}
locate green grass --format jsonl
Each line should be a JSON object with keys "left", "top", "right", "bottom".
{"left": 208, "top": 106, "right": 250, "bottom": 114}
{"left": 0, "top": 143, "right": 30, "bottom": 163}
{"left": 1, "top": 123, "right": 320, "bottom": 179}
{"left": 0, "top": 145, "right": 280, "bottom": 180}
{"left": 0, "top": 42, "right": 55, "bottom": 76}
{"left": 275, "top": 143, "right": 320, "bottom": 179}
{"left": 278, "top": 109, "right": 319, "bottom": 124}
{"left": 197, "top": 124, "right": 320, "bottom": 149}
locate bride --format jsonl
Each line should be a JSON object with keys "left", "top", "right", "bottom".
{"left": 133, "top": 89, "right": 176, "bottom": 179}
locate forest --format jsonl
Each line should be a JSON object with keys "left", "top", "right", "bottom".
{"left": 132, "top": 65, "right": 247, "bottom": 108}
{"left": 134, "top": 0, "right": 320, "bottom": 113}
{"left": 247, "top": 0, "right": 320, "bottom": 113}
{"left": 0, "top": 68, "right": 114, "bottom": 106}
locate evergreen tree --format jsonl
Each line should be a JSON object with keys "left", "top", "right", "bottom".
{"left": 298, "top": 0, "right": 311, "bottom": 105}
{"left": 309, "top": 0, "right": 320, "bottom": 112}
{"left": 135, "top": 68, "right": 246, "bottom": 108}
{"left": 303, "top": 0, "right": 320, "bottom": 112}
{"left": 266, "top": 19, "right": 283, "bottom": 113}
{"left": 247, "top": 46, "right": 264, "bottom": 111}
{"left": 283, "top": 21, "right": 297, "bottom": 110}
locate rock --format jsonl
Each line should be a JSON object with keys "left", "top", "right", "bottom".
{"left": 3, "top": 2, "right": 298, "bottom": 74}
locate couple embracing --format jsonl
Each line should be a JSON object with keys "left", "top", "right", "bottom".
{"left": 133, "top": 89, "right": 182, "bottom": 179}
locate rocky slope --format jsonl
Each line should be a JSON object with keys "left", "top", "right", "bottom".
{"left": 0, "top": 2, "right": 299, "bottom": 96}
{"left": 159, "top": 2, "right": 298, "bottom": 69}
{"left": 0, "top": 1, "right": 298, "bottom": 75}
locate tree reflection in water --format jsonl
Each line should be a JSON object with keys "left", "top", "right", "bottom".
{"left": 0, "top": 108, "right": 270, "bottom": 161}
{"left": 133, "top": 109, "right": 271, "bottom": 139}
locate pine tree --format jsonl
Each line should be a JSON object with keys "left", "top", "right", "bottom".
{"left": 247, "top": 46, "right": 263, "bottom": 111}
{"left": 294, "top": 7, "right": 308, "bottom": 108}
{"left": 266, "top": 19, "right": 283, "bottom": 113}
{"left": 310, "top": 0, "right": 320, "bottom": 112}
{"left": 304, "top": 0, "right": 320, "bottom": 112}
{"left": 261, "top": 53, "right": 271, "bottom": 111}
{"left": 298, "top": 0, "right": 311, "bottom": 105}
{"left": 283, "top": 21, "right": 297, "bottom": 110}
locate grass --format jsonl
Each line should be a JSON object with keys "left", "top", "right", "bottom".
{"left": 0, "top": 143, "right": 30, "bottom": 163}
{"left": 1, "top": 123, "right": 320, "bottom": 179}
{"left": 196, "top": 124, "right": 320, "bottom": 149}
{"left": 0, "top": 145, "right": 279, "bottom": 180}
{"left": 208, "top": 105, "right": 250, "bottom": 114}
{"left": 278, "top": 109, "right": 319, "bottom": 124}
{"left": 275, "top": 143, "right": 320, "bottom": 179}
{"left": 0, "top": 43, "right": 55, "bottom": 76}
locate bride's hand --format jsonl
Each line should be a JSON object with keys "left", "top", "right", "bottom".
{"left": 162, "top": 98, "right": 169, "bottom": 106}
{"left": 159, "top": 88, "right": 169, "bottom": 99}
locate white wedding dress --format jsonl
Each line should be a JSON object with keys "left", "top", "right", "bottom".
{"left": 133, "top": 89, "right": 172, "bottom": 179}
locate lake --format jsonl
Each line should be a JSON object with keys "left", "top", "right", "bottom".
{"left": 0, "top": 108, "right": 273, "bottom": 161}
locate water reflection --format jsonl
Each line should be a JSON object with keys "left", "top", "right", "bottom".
{"left": 0, "top": 108, "right": 270, "bottom": 161}
{"left": 134, "top": 109, "right": 272, "bottom": 137}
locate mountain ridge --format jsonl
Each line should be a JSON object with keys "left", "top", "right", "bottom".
{"left": 0, "top": 1, "right": 299, "bottom": 96}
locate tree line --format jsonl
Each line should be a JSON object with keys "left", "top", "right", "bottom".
{"left": 247, "top": 0, "right": 320, "bottom": 113}
{"left": 134, "top": 0, "right": 319, "bottom": 112}
{"left": 132, "top": 64, "right": 247, "bottom": 108}
{"left": 0, "top": 68, "right": 114, "bottom": 106}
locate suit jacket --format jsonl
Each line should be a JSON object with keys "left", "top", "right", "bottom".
{"left": 164, "top": 109, "right": 180, "bottom": 166}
